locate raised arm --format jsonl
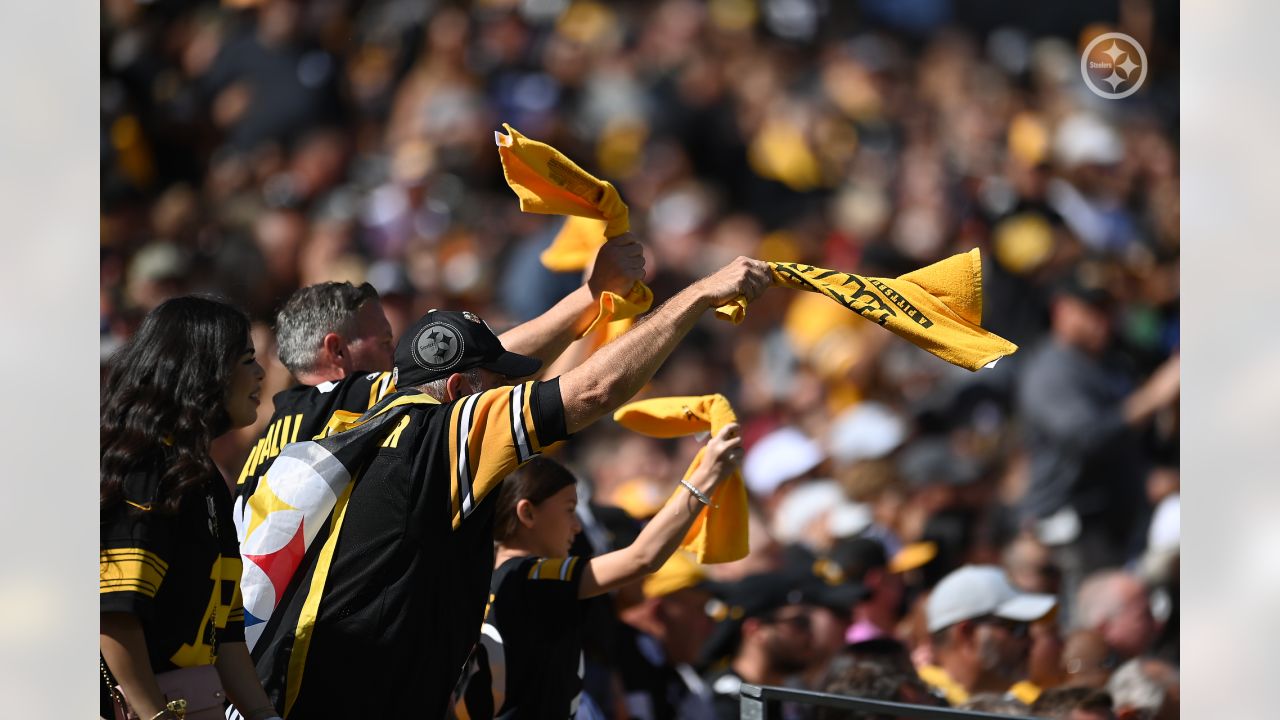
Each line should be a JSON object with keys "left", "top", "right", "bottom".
{"left": 558, "top": 256, "right": 773, "bottom": 434}
{"left": 577, "top": 425, "right": 743, "bottom": 598}
{"left": 498, "top": 233, "right": 645, "bottom": 370}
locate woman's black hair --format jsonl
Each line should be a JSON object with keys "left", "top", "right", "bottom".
{"left": 493, "top": 457, "right": 579, "bottom": 543}
{"left": 101, "top": 295, "right": 251, "bottom": 514}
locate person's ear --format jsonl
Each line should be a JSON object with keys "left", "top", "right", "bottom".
{"left": 444, "top": 372, "right": 471, "bottom": 401}
{"left": 515, "top": 498, "right": 537, "bottom": 529}
{"left": 741, "top": 617, "right": 764, "bottom": 640}
{"left": 321, "top": 332, "right": 345, "bottom": 360}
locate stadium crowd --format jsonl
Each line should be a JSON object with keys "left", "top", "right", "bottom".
{"left": 101, "top": 0, "right": 1179, "bottom": 718}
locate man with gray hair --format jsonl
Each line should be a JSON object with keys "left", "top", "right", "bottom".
{"left": 1072, "top": 570, "right": 1157, "bottom": 661}
{"left": 1106, "top": 657, "right": 1178, "bottom": 720}
{"left": 232, "top": 280, "right": 396, "bottom": 533}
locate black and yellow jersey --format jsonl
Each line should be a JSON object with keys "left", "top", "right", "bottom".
{"left": 232, "top": 371, "right": 395, "bottom": 540}
{"left": 100, "top": 462, "right": 244, "bottom": 713}
{"left": 245, "top": 379, "right": 567, "bottom": 718}
{"left": 454, "top": 554, "right": 588, "bottom": 720}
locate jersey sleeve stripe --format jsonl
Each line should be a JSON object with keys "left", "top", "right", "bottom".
{"left": 99, "top": 579, "right": 160, "bottom": 596}
{"left": 457, "top": 393, "right": 482, "bottom": 519}
{"left": 520, "top": 384, "right": 543, "bottom": 453}
{"left": 101, "top": 548, "right": 170, "bottom": 572}
{"left": 509, "top": 383, "right": 532, "bottom": 463}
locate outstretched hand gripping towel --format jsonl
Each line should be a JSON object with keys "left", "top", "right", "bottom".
{"left": 496, "top": 125, "right": 651, "bottom": 344}
{"left": 613, "top": 394, "right": 748, "bottom": 564}
{"left": 714, "top": 249, "right": 1017, "bottom": 371}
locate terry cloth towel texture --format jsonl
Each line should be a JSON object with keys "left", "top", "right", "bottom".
{"left": 613, "top": 395, "right": 748, "bottom": 564}
{"left": 714, "top": 249, "right": 1017, "bottom": 371}
{"left": 496, "top": 125, "right": 652, "bottom": 345}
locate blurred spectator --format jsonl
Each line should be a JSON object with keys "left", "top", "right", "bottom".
{"left": 616, "top": 553, "right": 719, "bottom": 720}
{"left": 829, "top": 537, "right": 905, "bottom": 645}
{"left": 702, "top": 573, "right": 819, "bottom": 720}
{"left": 1060, "top": 630, "right": 1119, "bottom": 690}
{"left": 1071, "top": 571, "right": 1157, "bottom": 661}
{"left": 815, "top": 655, "right": 940, "bottom": 720}
{"left": 1016, "top": 265, "right": 1180, "bottom": 619}
{"left": 920, "top": 565, "right": 1056, "bottom": 706}
{"left": 1003, "top": 533, "right": 1061, "bottom": 596}
{"left": 1106, "top": 658, "right": 1179, "bottom": 720}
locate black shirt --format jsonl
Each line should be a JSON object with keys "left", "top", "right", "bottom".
{"left": 100, "top": 461, "right": 244, "bottom": 712}
{"left": 245, "top": 380, "right": 568, "bottom": 718}
{"left": 455, "top": 555, "right": 588, "bottom": 719}
{"left": 232, "top": 371, "right": 395, "bottom": 535}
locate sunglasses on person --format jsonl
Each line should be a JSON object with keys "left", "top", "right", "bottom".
{"left": 763, "top": 612, "right": 812, "bottom": 632}
{"left": 971, "top": 616, "right": 1030, "bottom": 639}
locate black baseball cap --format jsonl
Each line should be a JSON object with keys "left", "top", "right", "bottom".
{"left": 393, "top": 310, "right": 541, "bottom": 388}
{"left": 699, "top": 569, "right": 866, "bottom": 667}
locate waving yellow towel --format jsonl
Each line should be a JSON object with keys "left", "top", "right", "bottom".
{"left": 715, "top": 250, "right": 1017, "bottom": 371}
{"left": 497, "top": 125, "right": 652, "bottom": 344}
{"left": 613, "top": 395, "right": 748, "bottom": 564}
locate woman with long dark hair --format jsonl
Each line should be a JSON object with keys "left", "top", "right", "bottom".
{"left": 100, "top": 296, "right": 279, "bottom": 720}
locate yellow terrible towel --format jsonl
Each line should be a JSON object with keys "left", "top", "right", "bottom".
{"left": 613, "top": 395, "right": 748, "bottom": 564}
{"left": 496, "top": 125, "right": 653, "bottom": 345}
{"left": 541, "top": 215, "right": 609, "bottom": 272}
{"left": 714, "top": 249, "right": 1017, "bottom": 371}
{"left": 496, "top": 123, "right": 630, "bottom": 238}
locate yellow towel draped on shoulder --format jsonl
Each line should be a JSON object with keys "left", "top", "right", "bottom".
{"left": 613, "top": 395, "right": 748, "bottom": 564}
{"left": 496, "top": 124, "right": 652, "bottom": 345}
{"left": 714, "top": 250, "right": 1017, "bottom": 371}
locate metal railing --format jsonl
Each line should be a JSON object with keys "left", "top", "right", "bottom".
{"left": 739, "top": 684, "right": 1037, "bottom": 720}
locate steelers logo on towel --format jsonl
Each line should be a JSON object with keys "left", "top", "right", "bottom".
{"left": 411, "top": 322, "right": 464, "bottom": 371}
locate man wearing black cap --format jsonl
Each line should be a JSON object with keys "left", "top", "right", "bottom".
{"left": 703, "top": 572, "right": 864, "bottom": 720}
{"left": 243, "top": 248, "right": 774, "bottom": 718}
{"left": 1015, "top": 261, "right": 1180, "bottom": 619}
{"left": 234, "top": 238, "right": 642, "bottom": 531}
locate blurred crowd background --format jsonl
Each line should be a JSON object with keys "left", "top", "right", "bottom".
{"left": 101, "top": 0, "right": 1179, "bottom": 715}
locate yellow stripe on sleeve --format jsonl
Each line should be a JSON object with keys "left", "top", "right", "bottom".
{"left": 100, "top": 548, "right": 169, "bottom": 597}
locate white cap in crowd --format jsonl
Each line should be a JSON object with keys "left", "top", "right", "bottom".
{"left": 743, "top": 426, "right": 825, "bottom": 497}
{"left": 926, "top": 565, "right": 1057, "bottom": 633}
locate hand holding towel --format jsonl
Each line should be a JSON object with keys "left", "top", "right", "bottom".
{"left": 613, "top": 395, "right": 749, "bottom": 563}
{"left": 714, "top": 249, "right": 1017, "bottom": 371}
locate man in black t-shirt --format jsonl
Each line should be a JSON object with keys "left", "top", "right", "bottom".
{"left": 242, "top": 249, "right": 774, "bottom": 717}
{"left": 233, "top": 281, "right": 396, "bottom": 545}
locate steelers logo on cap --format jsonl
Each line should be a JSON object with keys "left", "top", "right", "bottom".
{"left": 411, "top": 322, "right": 464, "bottom": 371}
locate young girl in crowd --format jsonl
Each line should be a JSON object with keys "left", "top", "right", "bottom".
{"left": 454, "top": 425, "right": 743, "bottom": 719}
{"left": 100, "top": 296, "right": 278, "bottom": 720}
